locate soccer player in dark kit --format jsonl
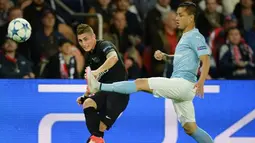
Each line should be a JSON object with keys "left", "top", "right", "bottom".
{"left": 75, "top": 24, "right": 130, "bottom": 143}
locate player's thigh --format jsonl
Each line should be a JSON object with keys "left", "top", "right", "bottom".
{"left": 148, "top": 77, "right": 195, "bottom": 100}
{"left": 172, "top": 100, "right": 196, "bottom": 127}
{"left": 100, "top": 92, "right": 129, "bottom": 130}
{"left": 87, "top": 91, "right": 107, "bottom": 110}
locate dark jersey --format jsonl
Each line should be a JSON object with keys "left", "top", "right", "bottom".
{"left": 85, "top": 40, "right": 128, "bottom": 83}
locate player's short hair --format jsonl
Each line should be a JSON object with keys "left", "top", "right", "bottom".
{"left": 178, "top": 2, "right": 197, "bottom": 20}
{"left": 76, "top": 24, "right": 94, "bottom": 35}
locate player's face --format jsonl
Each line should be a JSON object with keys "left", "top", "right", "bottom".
{"left": 176, "top": 7, "right": 191, "bottom": 30}
{"left": 228, "top": 29, "right": 241, "bottom": 45}
{"left": 78, "top": 33, "right": 96, "bottom": 52}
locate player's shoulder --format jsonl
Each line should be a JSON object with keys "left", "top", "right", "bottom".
{"left": 188, "top": 29, "right": 206, "bottom": 42}
{"left": 96, "top": 40, "right": 114, "bottom": 48}
{"left": 96, "top": 40, "right": 116, "bottom": 53}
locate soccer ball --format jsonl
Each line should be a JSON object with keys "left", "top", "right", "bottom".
{"left": 7, "top": 18, "right": 32, "bottom": 43}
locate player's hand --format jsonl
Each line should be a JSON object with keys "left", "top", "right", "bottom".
{"left": 194, "top": 81, "right": 204, "bottom": 98}
{"left": 154, "top": 50, "right": 164, "bottom": 61}
{"left": 91, "top": 70, "right": 100, "bottom": 79}
{"left": 76, "top": 96, "right": 84, "bottom": 106}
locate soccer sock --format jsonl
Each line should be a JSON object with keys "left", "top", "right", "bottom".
{"left": 100, "top": 81, "right": 137, "bottom": 94}
{"left": 83, "top": 107, "right": 103, "bottom": 137}
{"left": 190, "top": 127, "right": 213, "bottom": 143}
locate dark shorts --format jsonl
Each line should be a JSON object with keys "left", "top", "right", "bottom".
{"left": 87, "top": 91, "right": 129, "bottom": 130}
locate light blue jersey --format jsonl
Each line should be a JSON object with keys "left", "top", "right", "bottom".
{"left": 171, "top": 28, "right": 211, "bottom": 83}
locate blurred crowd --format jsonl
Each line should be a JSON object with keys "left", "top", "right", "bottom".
{"left": 0, "top": 0, "right": 255, "bottom": 80}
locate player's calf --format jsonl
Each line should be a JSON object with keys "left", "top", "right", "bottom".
{"left": 183, "top": 122, "right": 213, "bottom": 143}
{"left": 83, "top": 99, "right": 103, "bottom": 138}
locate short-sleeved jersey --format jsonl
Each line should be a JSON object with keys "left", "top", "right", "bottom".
{"left": 85, "top": 40, "right": 128, "bottom": 83}
{"left": 171, "top": 28, "right": 211, "bottom": 83}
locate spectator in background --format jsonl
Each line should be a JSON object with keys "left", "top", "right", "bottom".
{"left": 198, "top": 0, "right": 222, "bottom": 13}
{"left": 0, "top": 0, "right": 13, "bottom": 26}
{"left": 197, "top": 0, "right": 224, "bottom": 39}
{"left": 131, "top": 0, "right": 157, "bottom": 19}
{"left": 43, "top": 39, "right": 79, "bottom": 79}
{"left": 115, "top": 0, "right": 143, "bottom": 37}
{"left": 33, "top": 9, "right": 65, "bottom": 77}
{"left": 0, "top": 38, "right": 34, "bottom": 78}
{"left": 105, "top": 11, "right": 142, "bottom": 78}
{"left": 245, "top": 20, "right": 255, "bottom": 52}
{"left": 23, "top": 0, "right": 50, "bottom": 33}
{"left": 150, "top": 11, "right": 181, "bottom": 77}
{"left": 219, "top": 27, "right": 255, "bottom": 79}
{"left": 87, "top": 0, "right": 114, "bottom": 36}
{"left": 221, "top": 0, "right": 239, "bottom": 15}
{"left": 128, "top": 0, "right": 142, "bottom": 23}
{"left": 0, "top": 6, "right": 23, "bottom": 47}
{"left": 208, "top": 14, "right": 238, "bottom": 67}
{"left": 144, "top": 0, "right": 171, "bottom": 46}
{"left": 234, "top": 0, "right": 255, "bottom": 32}
{"left": 16, "top": 0, "right": 33, "bottom": 9}
{"left": 0, "top": 6, "right": 34, "bottom": 62}
{"left": 88, "top": 0, "right": 113, "bottom": 24}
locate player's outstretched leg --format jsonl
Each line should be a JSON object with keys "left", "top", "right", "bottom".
{"left": 86, "top": 66, "right": 152, "bottom": 94}
{"left": 183, "top": 122, "right": 213, "bottom": 143}
{"left": 83, "top": 98, "right": 104, "bottom": 143}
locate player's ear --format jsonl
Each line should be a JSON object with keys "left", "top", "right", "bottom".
{"left": 190, "top": 15, "right": 194, "bottom": 23}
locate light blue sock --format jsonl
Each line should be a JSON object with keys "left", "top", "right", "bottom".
{"left": 100, "top": 81, "right": 137, "bottom": 94}
{"left": 191, "top": 127, "right": 213, "bottom": 143}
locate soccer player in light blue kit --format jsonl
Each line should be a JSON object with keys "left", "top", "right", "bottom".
{"left": 85, "top": 2, "right": 213, "bottom": 143}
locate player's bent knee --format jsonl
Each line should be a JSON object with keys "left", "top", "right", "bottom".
{"left": 99, "top": 121, "right": 107, "bottom": 132}
{"left": 183, "top": 122, "right": 197, "bottom": 135}
{"left": 134, "top": 78, "right": 150, "bottom": 91}
{"left": 83, "top": 98, "right": 97, "bottom": 109}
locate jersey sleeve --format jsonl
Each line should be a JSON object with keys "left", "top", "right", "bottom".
{"left": 191, "top": 34, "right": 211, "bottom": 58}
{"left": 99, "top": 41, "right": 116, "bottom": 58}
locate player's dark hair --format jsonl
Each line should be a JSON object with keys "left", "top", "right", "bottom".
{"left": 76, "top": 24, "right": 94, "bottom": 35}
{"left": 178, "top": 2, "right": 197, "bottom": 21}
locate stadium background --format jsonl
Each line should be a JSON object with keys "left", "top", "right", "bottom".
{"left": 0, "top": 0, "right": 255, "bottom": 143}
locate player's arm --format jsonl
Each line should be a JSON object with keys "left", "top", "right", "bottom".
{"left": 154, "top": 50, "right": 173, "bottom": 61}
{"left": 96, "top": 51, "right": 118, "bottom": 73}
{"left": 198, "top": 55, "right": 210, "bottom": 83}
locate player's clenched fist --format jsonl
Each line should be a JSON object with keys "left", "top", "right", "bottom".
{"left": 154, "top": 50, "right": 164, "bottom": 61}
{"left": 76, "top": 96, "right": 84, "bottom": 105}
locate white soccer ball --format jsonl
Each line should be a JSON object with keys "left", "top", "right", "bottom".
{"left": 7, "top": 18, "right": 32, "bottom": 43}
